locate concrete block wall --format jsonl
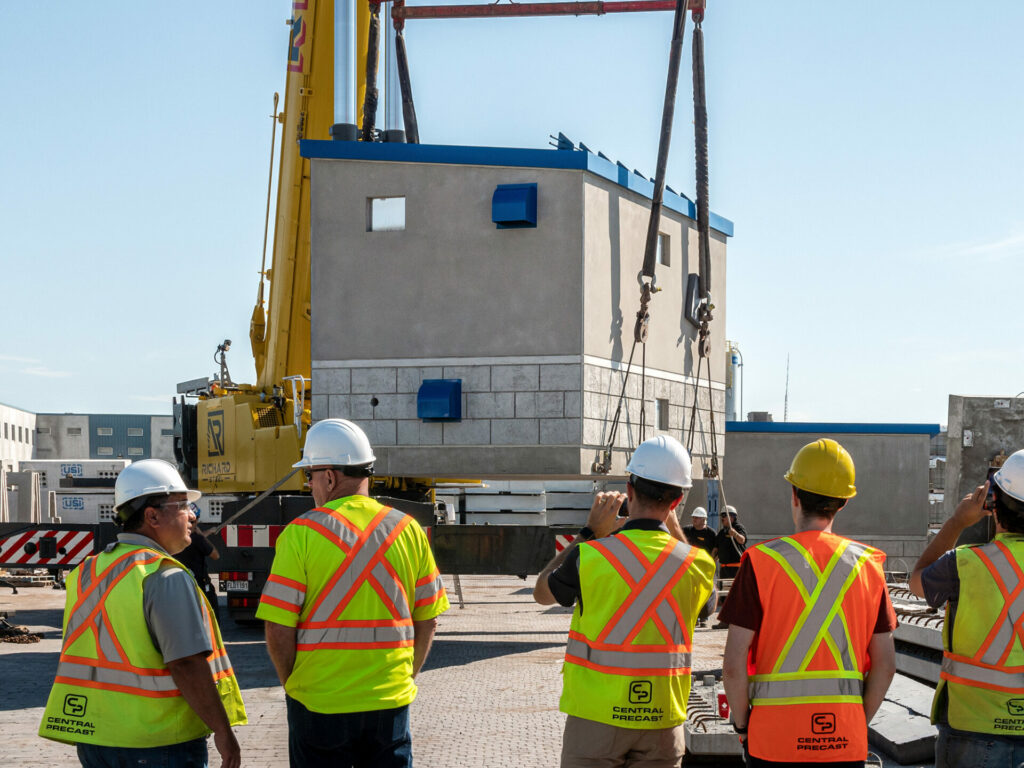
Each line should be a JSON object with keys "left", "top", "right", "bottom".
{"left": 582, "top": 362, "right": 725, "bottom": 476}
{"left": 312, "top": 359, "right": 584, "bottom": 450}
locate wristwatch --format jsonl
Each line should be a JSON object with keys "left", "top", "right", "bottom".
{"left": 577, "top": 526, "right": 596, "bottom": 541}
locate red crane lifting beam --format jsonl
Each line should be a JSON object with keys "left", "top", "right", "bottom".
{"left": 389, "top": 0, "right": 703, "bottom": 21}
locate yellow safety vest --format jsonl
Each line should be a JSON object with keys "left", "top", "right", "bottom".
{"left": 935, "top": 534, "right": 1024, "bottom": 734}
{"left": 256, "top": 497, "right": 448, "bottom": 713}
{"left": 39, "top": 544, "right": 247, "bottom": 747}
{"left": 560, "top": 528, "right": 714, "bottom": 729}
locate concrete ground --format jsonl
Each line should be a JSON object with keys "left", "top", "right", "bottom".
{"left": 1, "top": 577, "right": 933, "bottom": 767}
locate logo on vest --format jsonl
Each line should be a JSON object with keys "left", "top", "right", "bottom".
{"left": 1006, "top": 699, "right": 1024, "bottom": 716}
{"left": 796, "top": 713, "right": 848, "bottom": 752}
{"left": 994, "top": 699, "right": 1024, "bottom": 731}
{"left": 63, "top": 694, "right": 87, "bottom": 717}
{"left": 612, "top": 681, "right": 663, "bottom": 722}
{"left": 44, "top": 694, "right": 96, "bottom": 737}
{"left": 811, "top": 713, "right": 835, "bottom": 734}
{"left": 629, "top": 681, "right": 652, "bottom": 704}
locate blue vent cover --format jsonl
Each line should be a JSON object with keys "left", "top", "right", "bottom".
{"left": 492, "top": 183, "right": 537, "bottom": 229}
{"left": 417, "top": 379, "right": 462, "bottom": 421}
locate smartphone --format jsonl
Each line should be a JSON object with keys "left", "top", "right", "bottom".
{"left": 617, "top": 498, "right": 629, "bottom": 518}
{"left": 984, "top": 467, "right": 999, "bottom": 511}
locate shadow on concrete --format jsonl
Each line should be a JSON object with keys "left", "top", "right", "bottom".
{"left": 4, "top": 607, "right": 65, "bottom": 634}
{"left": 422, "top": 638, "right": 565, "bottom": 671}
{"left": 0, "top": 650, "right": 60, "bottom": 710}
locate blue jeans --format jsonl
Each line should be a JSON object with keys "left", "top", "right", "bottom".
{"left": 77, "top": 737, "right": 207, "bottom": 767}
{"left": 936, "top": 724, "right": 1024, "bottom": 768}
{"left": 286, "top": 696, "right": 412, "bottom": 768}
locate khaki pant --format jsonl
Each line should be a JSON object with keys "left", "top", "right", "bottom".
{"left": 560, "top": 715, "right": 686, "bottom": 768}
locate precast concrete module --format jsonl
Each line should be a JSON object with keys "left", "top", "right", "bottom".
{"left": 303, "top": 140, "right": 733, "bottom": 479}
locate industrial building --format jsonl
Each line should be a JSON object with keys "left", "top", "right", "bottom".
{"left": 304, "top": 139, "right": 732, "bottom": 479}
{"left": 724, "top": 421, "right": 940, "bottom": 564}
{"left": 0, "top": 407, "right": 173, "bottom": 471}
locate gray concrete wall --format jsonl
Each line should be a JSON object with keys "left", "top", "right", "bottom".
{"left": 946, "top": 395, "right": 1024, "bottom": 544}
{"left": 34, "top": 414, "right": 90, "bottom": 460}
{"left": 308, "top": 158, "right": 727, "bottom": 478}
{"left": 580, "top": 177, "right": 727, "bottom": 476}
{"left": 725, "top": 431, "right": 931, "bottom": 557}
{"left": 310, "top": 161, "right": 583, "bottom": 361}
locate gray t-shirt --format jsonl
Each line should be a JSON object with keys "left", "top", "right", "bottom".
{"left": 116, "top": 533, "right": 213, "bottom": 663}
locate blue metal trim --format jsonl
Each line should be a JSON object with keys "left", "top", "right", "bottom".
{"left": 725, "top": 421, "right": 942, "bottom": 436}
{"left": 301, "top": 140, "right": 734, "bottom": 237}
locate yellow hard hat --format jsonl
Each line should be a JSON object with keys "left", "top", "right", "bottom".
{"left": 784, "top": 439, "right": 856, "bottom": 499}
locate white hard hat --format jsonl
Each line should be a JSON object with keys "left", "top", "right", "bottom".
{"left": 691, "top": 507, "right": 707, "bottom": 519}
{"left": 993, "top": 450, "right": 1024, "bottom": 503}
{"left": 625, "top": 435, "right": 692, "bottom": 489}
{"left": 725, "top": 505, "right": 737, "bottom": 517}
{"left": 294, "top": 419, "right": 376, "bottom": 469}
{"left": 114, "top": 459, "right": 200, "bottom": 518}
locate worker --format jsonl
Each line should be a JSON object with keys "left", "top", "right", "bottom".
{"left": 721, "top": 439, "right": 896, "bottom": 766}
{"left": 533, "top": 435, "right": 715, "bottom": 768}
{"left": 38, "top": 459, "right": 247, "bottom": 767}
{"left": 711, "top": 505, "right": 746, "bottom": 629}
{"left": 683, "top": 507, "right": 717, "bottom": 627}
{"left": 176, "top": 502, "right": 222, "bottom": 620}
{"left": 910, "top": 449, "right": 1024, "bottom": 766}
{"left": 257, "top": 418, "right": 449, "bottom": 768}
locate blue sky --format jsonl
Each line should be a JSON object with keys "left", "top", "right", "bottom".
{"left": 3, "top": 1, "right": 1023, "bottom": 425}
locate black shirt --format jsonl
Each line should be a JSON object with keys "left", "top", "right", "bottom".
{"left": 547, "top": 519, "right": 670, "bottom": 611}
{"left": 714, "top": 521, "right": 747, "bottom": 565}
{"left": 683, "top": 525, "right": 716, "bottom": 556}
{"left": 176, "top": 531, "right": 214, "bottom": 583}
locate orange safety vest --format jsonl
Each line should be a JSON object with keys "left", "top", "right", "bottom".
{"left": 935, "top": 535, "right": 1024, "bottom": 733}
{"left": 745, "top": 531, "right": 887, "bottom": 763}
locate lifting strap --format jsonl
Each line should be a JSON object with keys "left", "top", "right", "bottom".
{"left": 683, "top": 9, "right": 727, "bottom": 510}
{"left": 594, "top": 0, "right": 692, "bottom": 475}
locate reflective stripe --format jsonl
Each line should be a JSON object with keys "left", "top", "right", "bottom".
{"left": 65, "top": 550, "right": 161, "bottom": 641}
{"left": 972, "top": 542, "right": 1024, "bottom": 667}
{"left": 56, "top": 658, "right": 178, "bottom": 694}
{"left": 750, "top": 675, "right": 864, "bottom": 702}
{"left": 760, "top": 538, "right": 869, "bottom": 674}
{"left": 600, "top": 537, "right": 684, "bottom": 644}
{"left": 566, "top": 636, "right": 691, "bottom": 670}
{"left": 307, "top": 508, "right": 410, "bottom": 624}
{"left": 415, "top": 572, "right": 444, "bottom": 605}
{"left": 296, "top": 508, "right": 362, "bottom": 551}
{"left": 296, "top": 623, "right": 414, "bottom": 647}
{"left": 565, "top": 534, "right": 696, "bottom": 675}
{"left": 942, "top": 654, "right": 1024, "bottom": 692}
{"left": 597, "top": 536, "right": 691, "bottom": 645}
{"left": 262, "top": 576, "right": 306, "bottom": 610}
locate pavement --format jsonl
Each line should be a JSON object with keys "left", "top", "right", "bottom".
{"left": 0, "top": 577, "right": 934, "bottom": 767}
{"left": 0, "top": 576, "right": 732, "bottom": 767}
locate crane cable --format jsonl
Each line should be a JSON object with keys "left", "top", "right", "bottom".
{"left": 684, "top": 10, "right": 728, "bottom": 510}
{"left": 593, "top": 0, "right": 690, "bottom": 474}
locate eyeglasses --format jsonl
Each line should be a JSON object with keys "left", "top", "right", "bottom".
{"left": 303, "top": 468, "right": 328, "bottom": 482}
{"left": 158, "top": 500, "right": 193, "bottom": 513}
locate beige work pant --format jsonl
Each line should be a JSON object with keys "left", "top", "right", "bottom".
{"left": 560, "top": 715, "right": 686, "bottom": 768}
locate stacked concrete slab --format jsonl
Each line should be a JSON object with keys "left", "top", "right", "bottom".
{"left": 305, "top": 140, "right": 731, "bottom": 479}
